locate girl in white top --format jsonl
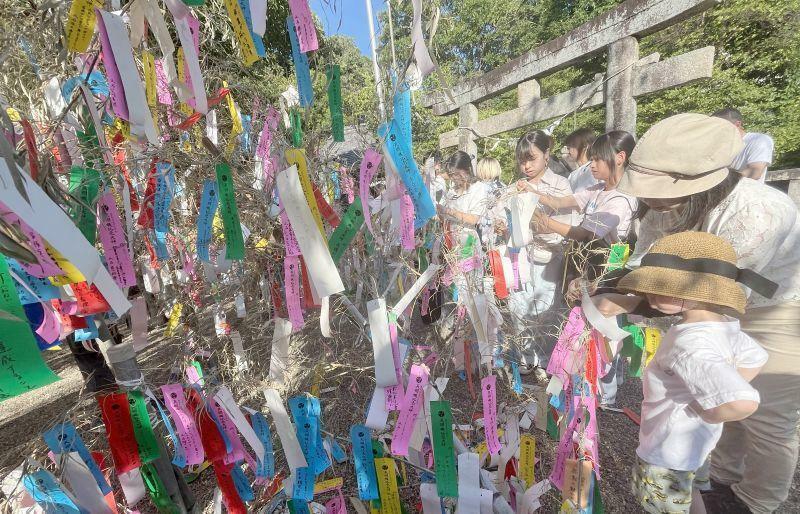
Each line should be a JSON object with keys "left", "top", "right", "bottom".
{"left": 502, "top": 131, "right": 574, "bottom": 375}
{"left": 525, "top": 131, "right": 637, "bottom": 245}
{"left": 564, "top": 127, "right": 600, "bottom": 193}
{"left": 438, "top": 151, "right": 489, "bottom": 249}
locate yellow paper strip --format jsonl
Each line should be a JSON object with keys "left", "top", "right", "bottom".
{"left": 519, "top": 434, "right": 536, "bottom": 488}
{"left": 374, "top": 457, "right": 401, "bottom": 514}
{"left": 644, "top": 327, "right": 661, "bottom": 367}
{"left": 142, "top": 51, "right": 157, "bottom": 107}
{"left": 285, "top": 149, "right": 325, "bottom": 236}
{"left": 176, "top": 48, "right": 193, "bottom": 117}
{"left": 222, "top": 0, "right": 259, "bottom": 66}
{"left": 47, "top": 245, "right": 85, "bottom": 286}
{"left": 313, "top": 477, "right": 343, "bottom": 495}
{"left": 66, "top": 0, "right": 102, "bottom": 52}
{"left": 165, "top": 302, "right": 183, "bottom": 337}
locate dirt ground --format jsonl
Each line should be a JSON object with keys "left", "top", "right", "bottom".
{"left": 1, "top": 307, "right": 799, "bottom": 513}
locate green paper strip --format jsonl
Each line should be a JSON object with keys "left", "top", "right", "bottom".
{"left": 0, "top": 254, "right": 58, "bottom": 401}
{"left": 326, "top": 65, "right": 345, "bottom": 143}
{"left": 546, "top": 407, "right": 559, "bottom": 440}
{"left": 417, "top": 247, "right": 429, "bottom": 273}
{"left": 328, "top": 198, "right": 364, "bottom": 263}
{"left": 460, "top": 234, "right": 476, "bottom": 259}
{"left": 606, "top": 243, "right": 629, "bottom": 271}
{"left": 622, "top": 325, "right": 645, "bottom": 377}
{"left": 593, "top": 471, "right": 604, "bottom": 514}
{"left": 69, "top": 166, "right": 101, "bottom": 245}
{"left": 370, "top": 439, "right": 384, "bottom": 510}
{"left": 128, "top": 390, "right": 162, "bottom": 464}
{"left": 181, "top": 0, "right": 204, "bottom": 4}
{"left": 77, "top": 123, "right": 103, "bottom": 170}
{"left": 290, "top": 110, "right": 303, "bottom": 147}
{"left": 215, "top": 163, "right": 245, "bottom": 260}
{"left": 140, "top": 462, "right": 180, "bottom": 514}
{"left": 430, "top": 401, "right": 458, "bottom": 498}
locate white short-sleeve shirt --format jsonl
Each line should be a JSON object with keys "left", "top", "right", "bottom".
{"left": 572, "top": 184, "right": 638, "bottom": 243}
{"left": 731, "top": 132, "right": 774, "bottom": 183}
{"left": 637, "top": 319, "right": 768, "bottom": 471}
{"left": 567, "top": 162, "right": 601, "bottom": 193}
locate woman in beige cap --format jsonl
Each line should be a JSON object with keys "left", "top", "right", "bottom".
{"left": 619, "top": 231, "right": 768, "bottom": 514}
{"left": 591, "top": 113, "right": 800, "bottom": 514}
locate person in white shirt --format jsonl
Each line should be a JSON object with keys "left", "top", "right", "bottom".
{"left": 499, "top": 131, "right": 574, "bottom": 378}
{"left": 525, "top": 131, "right": 637, "bottom": 245}
{"left": 564, "top": 127, "right": 599, "bottom": 193}
{"left": 615, "top": 231, "right": 768, "bottom": 514}
{"left": 589, "top": 113, "right": 800, "bottom": 514}
{"left": 712, "top": 108, "right": 774, "bottom": 183}
{"left": 474, "top": 157, "right": 506, "bottom": 247}
{"left": 438, "top": 151, "right": 489, "bottom": 247}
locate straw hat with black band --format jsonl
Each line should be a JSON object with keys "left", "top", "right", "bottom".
{"left": 616, "top": 113, "right": 745, "bottom": 198}
{"left": 617, "top": 232, "right": 778, "bottom": 314}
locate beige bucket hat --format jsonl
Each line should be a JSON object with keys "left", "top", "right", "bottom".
{"left": 617, "top": 113, "right": 744, "bottom": 199}
{"left": 618, "top": 232, "right": 778, "bottom": 313}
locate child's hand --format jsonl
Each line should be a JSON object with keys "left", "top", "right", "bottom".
{"left": 516, "top": 180, "right": 538, "bottom": 194}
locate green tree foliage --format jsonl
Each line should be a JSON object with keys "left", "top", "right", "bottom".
{"left": 378, "top": 0, "right": 800, "bottom": 178}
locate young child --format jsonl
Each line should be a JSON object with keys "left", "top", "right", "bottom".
{"left": 615, "top": 231, "right": 769, "bottom": 514}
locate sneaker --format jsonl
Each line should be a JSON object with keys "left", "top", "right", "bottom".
{"left": 701, "top": 488, "right": 752, "bottom": 514}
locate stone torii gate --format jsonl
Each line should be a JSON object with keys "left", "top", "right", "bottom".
{"left": 423, "top": 0, "right": 717, "bottom": 155}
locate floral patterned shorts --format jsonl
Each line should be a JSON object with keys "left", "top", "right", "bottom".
{"left": 631, "top": 458, "right": 696, "bottom": 514}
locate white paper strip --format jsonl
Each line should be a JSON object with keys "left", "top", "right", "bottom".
{"left": 131, "top": 297, "right": 149, "bottom": 351}
{"left": 172, "top": 15, "right": 208, "bottom": 113}
{"left": 365, "top": 386, "right": 389, "bottom": 430}
{"left": 320, "top": 295, "right": 331, "bottom": 338}
{"left": 420, "top": 483, "right": 441, "bottom": 514}
{"left": 391, "top": 264, "right": 442, "bottom": 316}
{"left": 206, "top": 110, "right": 218, "bottom": 145}
{"left": 118, "top": 467, "right": 147, "bottom": 506}
{"left": 250, "top": 0, "right": 268, "bottom": 36}
{"left": 500, "top": 413, "right": 520, "bottom": 464}
{"left": 509, "top": 192, "right": 538, "bottom": 248}
{"left": 0, "top": 159, "right": 131, "bottom": 316}
{"left": 269, "top": 318, "right": 292, "bottom": 386}
{"left": 57, "top": 453, "right": 113, "bottom": 514}
{"left": 366, "top": 298, "right": 397, "bottom": 388}
{"left": 410, "top": 0, "right": 436, "bottom": 77}
{"left": 276, "top": 165, "right": 344, "bottom": 297}
{"left": 215, "top": 386, "right": 265, "bottom": 461}
{"left": 230, "top": 330, "right": 249, "bottom": 371}
{"left": 456, "top": 453, "right": 481, "bottom": 514}
{"left": 99, "top": 10, "right": 159, "bottom": 145}
{"left": 263, "top": 388, "right": 307, "bottom": 470}
{"left": 581, "top": 291, "right": 630, "bottom": 342}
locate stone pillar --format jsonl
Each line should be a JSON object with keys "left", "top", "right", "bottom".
{"left": 458, "top": 103, "right": 479, "bottom": 166}
{"left": 517, "top": 79, "right": 541, "bottom": 108}
{"left": 605, "top": 36, "right": 639, "bottom": 135}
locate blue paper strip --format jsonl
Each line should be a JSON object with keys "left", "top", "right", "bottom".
{"left": 289, "top": 396, "right": 316, "bottom": 500}
{"left": 349, "top": 424, "right": 379, "bottom": 500}
{"left": 286, "top": 16, "right": 314, "bottom": 108}
{"left": 73, "top": 316, "right": 99, "bottom": 342}
{"left": 393, "top": 82, "right": 412, "bottom": 151}
{"left": 7, "top": 259, "right": 59, "bottom": 304}
{"left": 197, "top": 179, "right": 218, "bottom": 262}
{"left": 150, "top": 392, "right": 186, "bottom": 468}
{"left": 238, "top": 0, "right": 266, "bottom": 57}
{"left": 249, "top": 411, "right": 275, "bottom": 478}
{"left": 377, "top": 120, "right": 435, "bottom": 229}
{"left": 511, "top": 362, "right": 523, "bottom": 394}
{"left": 154, "top": 162, "right": 175, "bottom": 261}
{"left": 231, "top": 463, "right": 255, "bottom": 502}
{"left": 43, "top": 422, "right": 112, "bottom": 495}
{"left": 24, "top": 469, "right": 81, "bottom": 514}
{"left": 327, "top": 436, "right": 347, "bottom": 463}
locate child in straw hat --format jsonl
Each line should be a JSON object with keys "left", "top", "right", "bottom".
{"left": 617, "top": 231, "right": 769, "bottom": 514}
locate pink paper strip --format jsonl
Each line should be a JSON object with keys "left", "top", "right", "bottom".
{"left": 161, "top": 384, "right": 205, "bottom": 466}
{"left": 95, "top": 8, "right": 129, "bottom": 120}
{"left": 288, "top": 0, "right": 319, "bottom": 53}
{"left": 340, "top": 166, "right": 354, "bottom": 204}
{"left": 390, "top": 364, "right": 429, "bottom": 457}
{"left": 549, "top": 411, "right": 580, "bottom": 491}
{"left": 97, "top": 193, "right": 137, "bottom": 288}
{"left": 279, "top": 200, "right": 302, "bottom": 257}
{"left": 325, "top": 491, "right": 346, "bottom": 514}
{"left": 0, "top": 204, "right": 63, "bottom": 277}
{"left": 36, "top": 303, "right": 61, "bottom": 343}
{"left": 546, "top": 307, "right": 586, "bottom": 385}
{"left": 184, "top": 14, "right": 200, "bottom": 110}
{"left": 155, "top": 59, "right": 174, "bottom": 106}
{"left": 284, "top": 255, "right": 304, "bottom": 331}
{"left": 511, "top": 251, "right": 520, "bottom": 290}
{"left": 359, "top": 149, "right": 382, "bottom": 235}
{"left": 400, "top": 193, "right": 415, "bottom": 251}
{"left": 481, "top": 375, "right": 501, "bottom": 455}
{"left": 210, "top": 398, "right": 247, "bottom": 465}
